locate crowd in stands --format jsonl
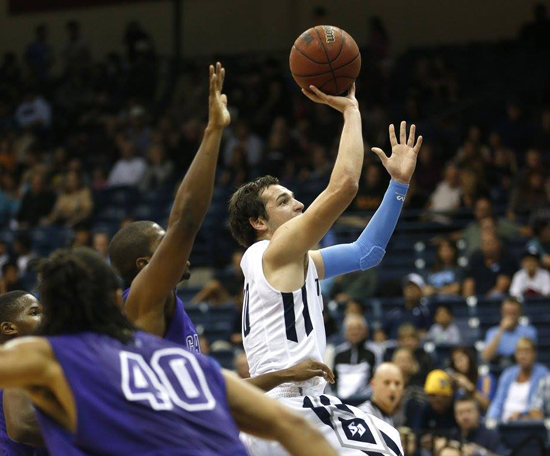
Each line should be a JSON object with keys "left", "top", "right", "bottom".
{"left": 0, "top": 3, "right": 550, "bottom": 455}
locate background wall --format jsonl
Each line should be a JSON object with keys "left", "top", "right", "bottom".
{"left": 0, "top": 0, "right": 548, "bottom": 60}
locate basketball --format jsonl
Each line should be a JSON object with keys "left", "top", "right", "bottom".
{"left": 289, "top": 25, "right": 361, "bottom": 96}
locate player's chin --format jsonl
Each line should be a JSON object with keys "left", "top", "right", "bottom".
{"left": 181, "top": 271, "right": 191, "bottom": 281}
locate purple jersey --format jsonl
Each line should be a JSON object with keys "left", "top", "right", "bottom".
{"left": 0, "top": 392, "right": 49, "bottom": 456}
{"left": 35, "top": 331, "right": 247, "bottom": 455}
{"left": 122, "top": 288, "right": 200, "bottom": 353}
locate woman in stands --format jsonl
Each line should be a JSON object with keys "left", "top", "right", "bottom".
{"left": 424, "top": 239, "right": 462, "bottom": 296}
{"left": 487, "top": 337, "right": 549, "bottom": 421}
{"left": 447, "top": 346, "right": 495, "bottom": 412}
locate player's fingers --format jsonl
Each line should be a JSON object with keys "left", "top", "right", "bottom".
{"left": 414, "top": 135, "right": 423, "bottom": 154}
{"left": 301, "top": 88, "right": 323, "bottom": 103}
{"left": 221, "top": 94, "right": 228, "bottom": 105}
{"left": 309, "top": 85, "right": 329, "bottom": 101}
{"left": 371, "top": 147, "right": 388, "bottom": 165}
{"left": 209, "top": 66, "right": 216, "bottom": 96}
{"left": 216, "top": 62, "right": 223, "bottom": 90}
{"left": 348, "top": 82, "right": 356, "bottom": 98}
{"left": 220, "top": 66, "right": 226, "bottom": 90}
{"left": 401, "top": 120, "right": 409, "bottom": 144}
{"left": 321, "top": 365, "right": 335, "bottom": 383}
{"left": 389, "top": 124, "right": 397, "bottom": 147}
{"left": 408, "top": 124, "right": 416, "bottom": 148}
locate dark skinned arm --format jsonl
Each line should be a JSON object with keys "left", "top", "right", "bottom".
{"left": 125, "top": 63, "right": 231, "bottom": 336}
{"left": 3, "top": 389, "right": 44, "bottom": 447}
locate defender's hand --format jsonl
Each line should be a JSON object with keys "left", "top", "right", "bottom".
{"left": 301, "top": 83, "right": 358, "bottom": 114}
{"left": 285, "top": 359, "right": 335, "bottom": 384}
{"left": 372, "top": 121, "right": 423, "bottom": 185}
{"left": 208, "top": 62, "right": 231, "bottom": 129}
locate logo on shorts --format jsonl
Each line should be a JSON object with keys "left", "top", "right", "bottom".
{"left": 322, "top": 26, "right": 335, "bottom": 43}
{"left": 348, "top": 422, "right": 366, "bottom": 437}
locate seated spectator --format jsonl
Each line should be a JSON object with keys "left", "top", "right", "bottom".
{"left": 191, "top": 250, "right": 244, "bottom": 306}
{"left": 509, "top": 248, "right": 550, "bottom": 297}
{"left": 333, "top": 315, "right": 378, "bottom": 400}
{"left": 447, "top": 396, "right": 507, "bottom": 456}
{"left": 456, "top": 197, "right": 521, "bottom": 256}
{"left": 424, "top": 163, "right": 462, "bottom": 224}
{"left": 0, "top": 262, "right": 24, "bottom": 293}
{"left": 71, "top": 223, "right": 92, "bottom": 248}
{"left": 448, "top": 346, "right": 496, "bottom": 413}
{"left": 107, "top": 134, "right": 147, "bottom": 187}
{"left": 424, "top": 239, "right": 462, "bottom": 297}
{"left": 233, "top": 351, "right": 250, "bottom": 379}
{"left": 12, "top": 233, "right": 35, "bottom": 275}
{"left": 526, "top": 220, "right": 550, "bottom": 269}
{"left": 359, "top": 363, "right": 404, "bottom": 426}
{"left": 462, "top": 233, "right": 517, "bottom": 298}
{"left": 482, "top": 297, "right": 537, "bottom": 367}
{"left": 16, "top": 169, "right": 57, "bottom": 229}
{"left": 410, "top": 369, "right": 456, "bottom": 434}
{"left": 223, "top": 119, "right": 263, "bottom": 171}
{"left": 437, "top": 446, "right": 461, "bottom": 456}
{"left": 327, "top": 267, "right": 378, "bottom": 305}
{"left": 508, "top": 170, "right": 547, "bottom": 220}
{"left": 351, "top": 164, "right": 386, "bottom": 211}
{"left": 139, "top": 144, "right": 175, "bottom": 191}
{"left": 44, "top": 170, "right": 93, "bottom": 227}
{"left": 487, "top": 337, "right": 548, "bottom": 421}
{"left": 92, "top": 232, "right": 110, "bottom": 261}
{"left": 394, "top": 323, "right": 433, "bottom": 381}
{"left": 427, "top": 304, "right": 461, "bottom": 345}
{"left": 15, "top": 89, "right": 52, "bottom": 130}
{"left": 381, "top": 274, "right": 432, "bottom": 340}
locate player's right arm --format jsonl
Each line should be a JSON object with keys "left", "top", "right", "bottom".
{"left": 223, "top": 371, "right": 337, "bottom": 456}
{"left": 0, "top": 338, "right": 54, "bottom": 389}
{"left": 264, "top": 85, "right": 363, "bottom": 268}
{"left": 126, "top": 63, "right": 230, "bottom": 335}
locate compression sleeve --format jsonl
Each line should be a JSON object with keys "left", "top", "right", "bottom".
{"left": 320, "top": 180, "right": 408, "bottom": 279}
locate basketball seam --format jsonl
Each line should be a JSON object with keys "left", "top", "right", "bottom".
{"left": 292, "top": 45, "right": 327, "bottom": 65}
{"left": 334, "top": 29, "right": 345, "bottom": 62}
{"left": 314, "top": 27, "right": 339, "bottom": 94}
{"left": 291, "top": 52, "right": 360, "bottom": 78}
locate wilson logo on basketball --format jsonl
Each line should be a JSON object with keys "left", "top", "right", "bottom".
{"left": 322, "top": 26, "right": 335, "bottom": 43}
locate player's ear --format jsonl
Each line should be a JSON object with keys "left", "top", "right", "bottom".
{"left": 136, "top": 257, "right": 150, "bottom": 272}
{"left": 249, "top": 217, "right": 267, "bottom": 233}
{"left": 0, "top": 322, "right": 17, "bottom": 337}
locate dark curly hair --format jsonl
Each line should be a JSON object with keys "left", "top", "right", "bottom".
{"left": 228, "top": 175, "right": 279, "bottom": 247}
{"left": 38, "top": 247, "right": 135, "bottom": 344}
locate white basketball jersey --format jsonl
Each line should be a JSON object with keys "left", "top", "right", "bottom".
{"left": 241, "top": 240, "right": 326, "bottom": 396}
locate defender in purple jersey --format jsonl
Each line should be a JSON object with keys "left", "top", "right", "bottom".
{"left": 0, "top": 247, "right": 337, "bottom": 456}
{"left": 0, "top": 291, "right": 48, "bottom": 456}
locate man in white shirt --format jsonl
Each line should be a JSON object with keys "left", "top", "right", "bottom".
{"left": 108, "top": 134, "right": 147, "bottom": 187}
{"left": 425, "top": 163, "right": 461, "bottom": 223}
{"left": 510, "top": 248, "right": 550, "bottom": 297}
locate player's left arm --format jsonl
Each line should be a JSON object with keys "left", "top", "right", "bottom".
{"left": 3, "top": 389, "right": 44, "bottom": 447}
{"left": 244, "top": 359, "right": 335, "bottom": 392}
{"left": 126, "top": 63, "right": 230, "bottom": 335}
{"left": 311, "top": 123, "right": 422, "bottom": 279}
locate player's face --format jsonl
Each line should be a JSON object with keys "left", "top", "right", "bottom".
{"left": 148, "top": 225, "right": 191, "bottom": 281}
{"left": 260, "top": 185, "right": 304, "bottom": 236}
{"left": 13, "top": 295, "right": 44, "bottom": 337}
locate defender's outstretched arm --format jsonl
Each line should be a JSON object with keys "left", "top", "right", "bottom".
{"left": 126, "top": 63, "right": 231, "bottom": 335}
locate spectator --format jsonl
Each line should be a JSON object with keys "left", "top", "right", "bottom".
{"left": 527, "top": 371, "right": 550, "bottom": 419}
{"left": 223, "top": 119, "right": 263, "bottom": 171}
{"left": 462, "top": 233, "right": 517, "bottom": 298}
{"left": 411, "top": 369, "right": 456, "bottom": 434}
{"left": 526, "top": 220, "right": 550, "bottom": 268}
{"left": 509, "top": 248, "right": 550, "bottom": 297}
{"left": 424, "top": 239, "right": 462, "bottom": 296}
{"left": 424, "top": 163, "right": 462, "bottom": 224}
{"left": 24, "top": 24, "right": 53, "bottom": 81}
{"left": 394, "top": 324, "right": 434, "bottom": 382}
{"left": 44, "top": 171, "right": 93, "bottom": 227}
{"left": 192, "top": 250, "right": 245, "bottom": 306}
{"left": 332, "top": 315, "right": 378, "bottom": 400}
{"left": 458, "top": 197, "right": 521, "bottom": 256}
{"left": 139, "top": 144, "right": 175, "bottom": 191}
{"left": 71, "top": 223, "right": 92, "bottom": 248}
{"left": 437, "top": 447, "right": 460, "bottom": 456}
{"left": 359, "top": 363, "right": 404, "bottom": 426}
{"left": 382, "top": 273, "right": 432, "bottom": 340}
{"left": 427, "top": 305, "right": 461, "bottom": 345}
{"left": 487, "top": 337, "right": 548, "bottom": 421}
{"left": 16, "top": 170, "right": 56, "bottom": 229}
{"left": 92, "top": 232, "right": 110, "bottom": 261}
{"left": 414, "top": 143, "right": 442, "bottom": 197}
{"left": 107, "top": 134, "right": 147, "bottom": 187}
{"left": 448, "top": 346, "right": 496, "bottom": 413}
{"left": 12, "top": 233, "right": 35, "bottom": 275}
{"left": 233, "top": 351, "right": 250, "bottom": 379}
{"left": 15, "top": 88, "right": 52, "bottom": 130}
{"left": 448, "top": 396, "right": 507, "bottom": 456}
{"left": 327, "top": 268, "right": 378, "bottom": 305}
{"left": 0, "top": 262, "right": 24, "bottom": 293}
{"left": 126, "top": 106, "right": 153, "bottom": 156}
{"left": 508, "top": 170, "right": 547, "bottom": 220}
{"left": 482, "top": 297, "right": 537, "bottom": 366}
{"left": 352, "top": 164, "right": 386, "bottom": 211}
{"left": 62, "top": 20, "right": 91, "bottom": 74}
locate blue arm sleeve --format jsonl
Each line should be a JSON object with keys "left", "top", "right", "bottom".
{"left": 320, "top": 180, "right": 408, "bottom": 279}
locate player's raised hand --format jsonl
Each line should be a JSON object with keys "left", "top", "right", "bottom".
{"left": 371, "top": 121, "right": 423, "bottom": 185}
{"left": 285, "top": 359, "right": 335, "bottom": 384}
{"left": 301, "top": 83, "right": 358, "bottom": 114}
{"left": 208, "top": 62, "right": 231, "bottom": 129}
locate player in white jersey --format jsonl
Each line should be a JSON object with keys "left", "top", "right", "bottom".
{"left": 228, "top": 83, "right": 422, "bottom": 455}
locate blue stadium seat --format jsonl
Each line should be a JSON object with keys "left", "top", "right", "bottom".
{"left": 497, "top": 421, "right": 550, "bottom": 456}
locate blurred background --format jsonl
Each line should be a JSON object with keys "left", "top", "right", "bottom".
{"left": 0, "top": 1, "right": 549, "bottom": 455}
